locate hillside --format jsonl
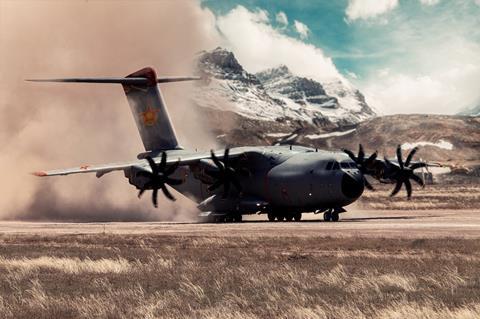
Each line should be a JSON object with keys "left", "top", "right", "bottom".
{"left": 203, "top": 113, "right": 479, "bottom": 166}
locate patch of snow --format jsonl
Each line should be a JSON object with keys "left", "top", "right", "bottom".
{"left": 266, "top": 132, "right": 291, "bottom": 138}
{"left": 401, "top": 140, "right": 454, "bottom": 151}
{"left": 305, "top": 128, "right": 356, "bottom": 140}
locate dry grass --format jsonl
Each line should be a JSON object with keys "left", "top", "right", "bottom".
{"left": 357, "top": 182, "right": 480, "bottom": 210}
{"left": 0, "top": 234, "right": 479, "bottom": 318}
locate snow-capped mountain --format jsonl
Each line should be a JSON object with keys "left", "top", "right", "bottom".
{"left": 193, "top": 47, "right": 375, "bottom": 128}
{"left": 256, "top": 65, "right": 375, "bottom": 124}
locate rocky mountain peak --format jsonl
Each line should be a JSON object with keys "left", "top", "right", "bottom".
{"left": 196, "top": 47, "right": 260, "bottom": 85}
{"left": 256, "top": 65, "right": 292, "bottom": 81}
{"left": 197, "top": 47, "right": 243, "bottom": 73}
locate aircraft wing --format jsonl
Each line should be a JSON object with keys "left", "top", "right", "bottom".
{"left": 32, "top": 148, "right": 247, "bottom": 178}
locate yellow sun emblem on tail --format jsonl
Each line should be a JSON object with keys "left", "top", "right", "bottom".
{"left": 140, "top": 106, "right": 158, "bottom": 126}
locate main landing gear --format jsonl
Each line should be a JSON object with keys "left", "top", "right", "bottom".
{"left": 322, "top": 208, "right": 344, "bottom": 222}
{"left": 267, "top": 212, "right": 302, "bottom": 222}
{"left": 201, "top": 213, "right": 243, "bottom": 223}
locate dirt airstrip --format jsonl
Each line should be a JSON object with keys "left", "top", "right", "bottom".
{"left": 1, "top": 209, "right": 479, "bottom": 238}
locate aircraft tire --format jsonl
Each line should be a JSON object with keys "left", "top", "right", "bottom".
{"left": 275, "top": 213, "right": 284, "bottom": 222}
{"left": 331, "top": 212, "right": 339, "bottom": 222}
{"left": 323, "top": 211, "right": 332, "bottom": 222}
{"left": 294, "top": 212, "right": 302, "bottom": 221}
{"left": 285, "top": 214, "right": 294, "bottom": 222}
{"left": 225, "top": 215, "right": 234, "bottom": 223}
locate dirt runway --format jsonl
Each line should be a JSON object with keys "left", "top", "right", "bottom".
{"left": 1, "top": 209, "right": 479, "bottom": 238}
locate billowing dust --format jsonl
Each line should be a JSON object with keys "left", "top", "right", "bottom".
{"left": 0, "top": 1, "right": 220, "bottom": 221}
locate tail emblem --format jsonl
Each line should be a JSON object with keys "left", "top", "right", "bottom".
{"left": 140, "top": 106, "right": 158, "bottom": 126}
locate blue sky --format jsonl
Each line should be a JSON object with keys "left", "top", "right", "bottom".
{"left": 201, "top": 0, "right": 480, "bottom": 114}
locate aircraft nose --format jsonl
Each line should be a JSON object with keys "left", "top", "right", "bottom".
{"left": 341, "top": 171, "right": 364, "bottom": 198}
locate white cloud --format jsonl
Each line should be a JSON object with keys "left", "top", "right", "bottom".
{"left": 215, "top": 6, "right": 342, "bottom": 81}
{"left": 275, "top": 11, "right": 288, "bottom": 27}
{"left": 293, "top": 20, "right": 310, "bottom": 39}
{"left": 419, "top": 0, "right": 440, "bottom": 5}
{"left": 346, "top": 0, "right": 398, "bottom": 21}
{"left": 363, "top": 39, "right": 480, "bottom": 114}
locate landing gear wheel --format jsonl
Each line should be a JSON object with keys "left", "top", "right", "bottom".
{"left": 285, "top": 214, "right": 294, "bottom": 222}
{"left": 225, "top": 215, "right": 234, "bottom": 223}
{"left": 268, "top": 212, "right": 275, "bottom": 222}
{"left": 331, "top": 212, "right": 339, "bottom": 222}
{"left": 293, "top": 212, "right": 302, "bottom": 221}
{"left": 323, "top": 211, "right": 332, "bottom": 222}
{"left": 275, "top": 213, "right": 284, "bottom": 222}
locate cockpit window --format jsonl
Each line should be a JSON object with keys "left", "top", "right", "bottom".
{"left": 340, "top": 162, "right": 350, "bottom": 169}
{"left": 332, "top": 162, "right": 340, "bottom": 170}
{"left": 326, "top": 162, "right": 333, "bottom": 170}
{"left": 340, "top": 161, "right": 357, "bottom": 169}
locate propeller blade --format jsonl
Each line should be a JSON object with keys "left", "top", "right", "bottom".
{"left": 224, "top": 148, "right": 230, "bottom": 165}
{"left": 343, "top": 149, "right": 357, "bottom": 162}
{"left": 159, "top": 152, "right": 167, "bottom": 171}
{"left": 364, "top": 178, "right": 375, "bottom": 191}
{"left": 161, "top": 184, "right": 176, "bottom": 201}
{"left": 405, "top": 147, "right": 418, "bottom": 167}
{"left": 152, "top": 188, "right": 158, "bottom": 207}
{"left": 365, "top": 151, "right": 378, "bottom": 166}
{"left": 138, "top": 188, "right": 146, "bottom": 198}
{"left": 358, "top": 144, "right": 365, "bottom": 163}
{"left": 210, "top": 150, "right": 224, "bottom": 171}
{"left": 405, "top": 179, "right": 412, "bottom": 199}
{"left": 410, "top": 173, "right": 425, "bottom": 187}
{"left": 396, "top": 145, "right": 404, "bottom": 169}
{"left": 145, "top": 156, "right": 158, "bottom": 175}
{"left": 390, "top": 181, "right": 403, "bottom": 197}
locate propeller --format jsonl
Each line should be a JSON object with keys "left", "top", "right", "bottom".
{"left": 207, "top": 148, "right": 242, "bottom": 198}
{"left": 385, "top": 145, "right": 427, "bottom": 199}
{"left": 137, "top": 153, "right": 182, "bottom": 207}
{"left": 343, "top": 144, "right": 378, "bottom": 190}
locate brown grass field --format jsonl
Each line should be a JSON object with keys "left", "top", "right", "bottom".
{"left": 1, "top": 207, "right": 480, "bottom": 319}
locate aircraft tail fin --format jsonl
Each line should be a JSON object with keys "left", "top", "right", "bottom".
{"left": 28, "top": 67, "right": 200, "bottom": 151}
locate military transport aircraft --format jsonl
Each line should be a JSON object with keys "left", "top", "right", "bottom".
{"left": 30, "top": 67, "right": 429, "bottom": 223}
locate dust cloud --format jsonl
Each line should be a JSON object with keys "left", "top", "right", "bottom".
{"left": 0, "top": 1, "right": 219, "bottom": 221}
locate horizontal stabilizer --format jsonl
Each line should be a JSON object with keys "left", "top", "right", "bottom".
{"left": 26, "top": 76, "right": 200, "bottom": 85}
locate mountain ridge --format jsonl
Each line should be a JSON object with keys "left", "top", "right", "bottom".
{"left": 192, "top": 47, "right": 375, "bottom": 128}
